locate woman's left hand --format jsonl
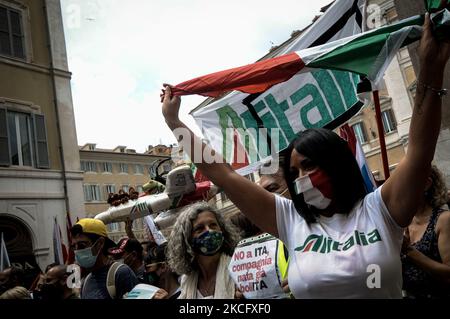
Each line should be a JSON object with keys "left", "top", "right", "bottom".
{"left": 153, "top": 288, "right": 169, "bottom": 299}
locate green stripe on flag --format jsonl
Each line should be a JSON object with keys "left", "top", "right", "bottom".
{"left": 426, "top": 0, "right": 450, "bottom": 11}
{"left": 307, "top": 15, "right": 424, "bottom": 77}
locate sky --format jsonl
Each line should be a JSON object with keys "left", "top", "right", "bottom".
{"left": 61, "top": 0, "right": 332, "bottom": 153}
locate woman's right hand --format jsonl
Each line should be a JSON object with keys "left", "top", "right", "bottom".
{"left": 161, "top": 84, "right": 181, "bottom": 126}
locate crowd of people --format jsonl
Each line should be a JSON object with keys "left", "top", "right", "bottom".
{"left": 1, "top": 9, "right": 450, "bottom": 300}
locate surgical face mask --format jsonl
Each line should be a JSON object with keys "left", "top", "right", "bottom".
{"left": 191, "top": 230, "right": 224, "bottom": 256}
{"left": 293, "top": 169, "right": 333, "bottom": 210}
{"left": 74, "top": 239, "right": 100, "bottom": 269}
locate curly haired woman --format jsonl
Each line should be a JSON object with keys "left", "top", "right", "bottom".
{"left": 166, "top": 202, "right": 240, "bottom": 299}
{"left": 402, "top": 165, "right": 450, "bottom": 298}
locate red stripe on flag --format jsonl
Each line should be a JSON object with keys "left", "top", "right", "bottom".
{"left": 66, "top": 212, "right": 75, "bottom": 264}
{"left": 339, "top": 124, "right": 357, "bottom": 156}
{"left": 231, "top": 129, "right": 249, "bottom": 170}
{"left": 172, "top": 52, "right": 305, "bottom": 97}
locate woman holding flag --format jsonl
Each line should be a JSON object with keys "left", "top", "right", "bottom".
{"left": 160, "top": 7, "right": 450, "bottom": 298}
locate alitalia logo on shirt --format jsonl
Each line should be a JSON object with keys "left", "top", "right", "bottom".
{"left": 294, "top": 229, "right": 382, "bottom": 254}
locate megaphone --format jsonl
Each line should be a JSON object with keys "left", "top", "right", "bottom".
{"left": 95, "top": 165, "right": 196, "bottom": 225}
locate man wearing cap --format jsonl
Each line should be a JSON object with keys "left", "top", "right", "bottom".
{"left": 110, "top": 238, "right": 146, "bottom": 283}
{"left": 70, "top": 219, "right": 138, "bottom": 299}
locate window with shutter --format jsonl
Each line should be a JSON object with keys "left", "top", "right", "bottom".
{"left": 0, "top": 5, "right": 25, "bottom": 59}
{"left": 0, "top": 108, "right": 10, "bottom": 166}
{"left": 382, "top": 109, "right": 397, "bottom": 134}
{"left": 33, "top": 114, "right": 49, "bottom": 168}
{"left": 104, "top": 184, "right": 116, "bottom": 200}
{"left": 0, "top": 108, "right": 49, "bottom": 168}
{"left": 352, "top": 122, "right": 368, "bottom": 144}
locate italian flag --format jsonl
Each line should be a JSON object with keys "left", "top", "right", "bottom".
{"left": 427, "top": 0, "right": 450, "bottom": 11}
{"left": 171, "top": 15, "right": 426, "bottom": 98}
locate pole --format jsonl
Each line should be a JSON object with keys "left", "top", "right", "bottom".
{"left": 373, "top": 90, "right": 390, "bottom": 179}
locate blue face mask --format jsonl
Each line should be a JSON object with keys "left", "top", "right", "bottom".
{"left": 75, "top": 240, "right": 100, "bottom": 269}
{"left": 191, "top": 230, "right": 224, "bottom": 256}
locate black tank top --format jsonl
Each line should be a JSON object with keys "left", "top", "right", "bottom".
{"left": 401, "top": 208, "right": 450, "bottom": 298}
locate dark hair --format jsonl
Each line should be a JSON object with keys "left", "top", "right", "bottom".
{"left": 283, "top": 128, "right": 367, "bottom": 223}
{"left": 230, "top": 213, "right": 261, "bottom": 238}
{"left": 45, "top": 263, "right": 59, "bottom": 273}
{"left": 145, "top": 243, "right": 167, "bottom": 265}
{"left": 70, "top": 224, "right": 111, "bottom": 255}
{"left": 425, "top": 165, "right": 449, "bottom": 209}
{"left": 9, "top": 267, "right": 25, "bottom": 287}
{"left": 124, "top": 239, "right": 143, "bottom": 261}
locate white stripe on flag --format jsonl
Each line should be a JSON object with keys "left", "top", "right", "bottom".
{"left": 190, "top": 0, "right": 367, "bottom": 175}
{"left": 355, "top": 141, "right": 377, "bottom": 192}
{"left": 1, "top": 232, "right": 11, "bottom": 271}
{"left": 368, "top": 25, "right": 422, "bottom": 84}
{"left": 53, "top": 217, "right": 64, "bottom": 265}
{"left": 280, "top": 0, "right": 366, "bottom": 53}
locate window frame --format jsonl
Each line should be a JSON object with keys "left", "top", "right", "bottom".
{"left": 381, "top": 109, "right": 397, "bottom": 134}
{"left": 134, "top": 164, "right": 144, "bottom": 175}
{"left": 104, "top": 184, "right": 116, "bottom": 200}
{"left": 102, "top": 162, "right": 113, "bottom": 173}
{"left": 0, "top": 106, "right": 49, "bottom": 168}
{"left": 83, "top": 184, "right": 101, "bottom": 202}
{"left": 82, "top": 161, "right": 97, "bottom": 173}
{"left": 7, "top": 111, "right": 34, "bottom": 167}
{"left": 351, "top": 121, "right": 369, "bottom": 144}
{"left": 108, "top": 222, "right": 119, "bottom": 232}
{"left": 119, "top": 163, "right": 128, "bottom": 174}
{"left": 0, "top": 1, "right": 32, "bottom": 62}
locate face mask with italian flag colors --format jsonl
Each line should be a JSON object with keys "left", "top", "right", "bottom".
{"left": 293, "top": 170, "right": 333, "bottom": 210}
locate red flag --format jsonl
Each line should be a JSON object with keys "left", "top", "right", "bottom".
{"left": 53, "top": 217, "right": 66, "bottom": 264}
{"left": 339, "top": 124, "right": 377, "bottom": 192}
{"left": 66, "top": 212, "right": 75, "bottom": 264}
{"left": 339, "top": 124, "right": 357, "bottom": 156}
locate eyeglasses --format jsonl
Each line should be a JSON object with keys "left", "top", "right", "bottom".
{"left": 145, "top": 262, "right": 165, "bottom": 269}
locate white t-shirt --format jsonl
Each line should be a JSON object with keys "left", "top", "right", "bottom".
{"left": 276, "top": 186, "right": 403, "bottom": 299}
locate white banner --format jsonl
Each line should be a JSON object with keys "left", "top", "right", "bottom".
{"left": 228, "top": 233, "right": 286, "bottom": 299}
{"left": 144, "top": 215, "right": 167, "bottom": 246}
{"left": 191, "top": 0, "right": 367, "bottom": 173}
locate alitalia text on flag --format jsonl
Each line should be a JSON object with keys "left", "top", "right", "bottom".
{"left": 185, "top": 0, "right": 368, "bottom": 174}
{"left": 170, "top": 7, "right": 449, "bottom": 173}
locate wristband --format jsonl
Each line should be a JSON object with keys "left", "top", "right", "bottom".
{"left": 418, "top": 81, "right": 448, "bottom": 98}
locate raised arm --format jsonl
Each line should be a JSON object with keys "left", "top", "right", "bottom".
{"left": 381, "top": 12, "right": 450, "bottom": 227}
{"left": 161, "top": 86, "right": 278, "bottom": 236}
